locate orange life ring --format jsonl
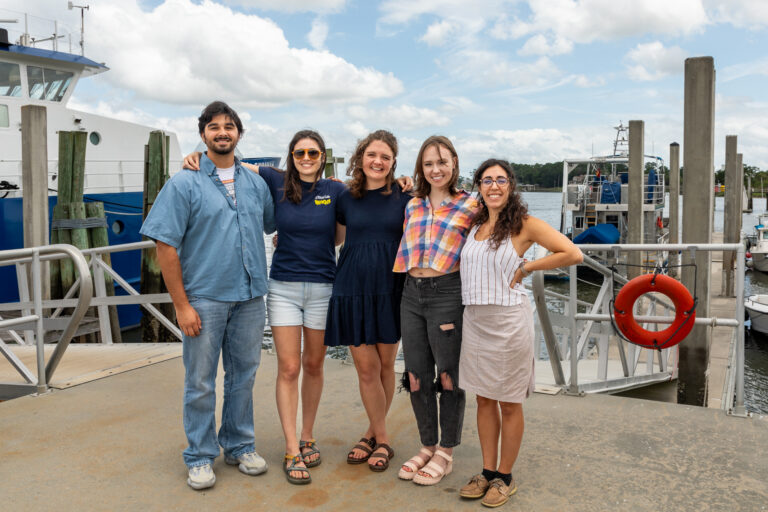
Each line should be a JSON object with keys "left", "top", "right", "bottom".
{"left": 613, "top": 274, "right": 695, "bottom": 349}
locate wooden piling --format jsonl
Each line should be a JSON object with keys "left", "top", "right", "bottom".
{"left": 627, "top": 120, "right": 644, "bottom": 280}
{"left": 669, "top": 143, "right": 680, "bottom": 279}
{"left": 722, "top": 135, "right": 741, "bottom": 297}
{"left": 86, "top": 201, "right": 122, "bottom": 344}
{"left": 21, "top": 105, "right": 50, "bottom": 300}
{"left": 70, "top": 131, "right": 87, "bottom": 203}
{"left": 679, "top": 57, "right": 715, "bottom": 406}
{"left": 141, "top": 131, "right": 175, "bottom": 342}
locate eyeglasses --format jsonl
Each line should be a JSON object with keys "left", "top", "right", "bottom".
{"left": 292, "top": 148, "right": 324, "bottom": 160}
{"left": 480, "top": 177, "right": 509, "bottom": 187}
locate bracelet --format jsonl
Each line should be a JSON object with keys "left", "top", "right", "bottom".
{"left": 520, "top": 262, "right": 531, "bottom": 277}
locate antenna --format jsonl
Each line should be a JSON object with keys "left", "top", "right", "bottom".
{"left": 67, "top": 1, "right": 89, "bottom": 56}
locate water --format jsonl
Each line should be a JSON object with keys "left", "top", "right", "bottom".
{"left": 522, "top": 191, "right": 768, "bottom": 414}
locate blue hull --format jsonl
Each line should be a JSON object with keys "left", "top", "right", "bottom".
{"left": 1, "top": 192, "right": 145, "bottom": 329}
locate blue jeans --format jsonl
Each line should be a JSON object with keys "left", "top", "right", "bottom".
{"left": 182, "top": 296, "right": 265, "bottom": 467}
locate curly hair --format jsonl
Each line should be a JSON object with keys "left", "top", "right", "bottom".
{"left": 346, "top": 130, "right": 398, "bottom": 199}
{"left": 471, "top": 159, "right": 529, "bottom": 249}
{"left": 282, "top": 130, "right": 327, "bottom": 204}
{"left": 413, "top": 135, "right": 460, "bottom": 199}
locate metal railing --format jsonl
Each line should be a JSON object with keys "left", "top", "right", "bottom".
{"left": 532, "top": 242, "right": 746, "bottom": 417}
{"left": 0, "top": 244, "right": 92, "bottom": 399}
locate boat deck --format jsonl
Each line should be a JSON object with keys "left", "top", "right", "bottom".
{"left": 2, "top": 351, "right": 767, "bottom": 511}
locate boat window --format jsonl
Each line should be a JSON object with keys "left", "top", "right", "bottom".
{"left": 0, "top": 62, "right": 22, "bottom": 97}
{"left": 0, "top": 104, "right": 8, "bottom": 127}
{"left": 763, "top": 232, "right": 768, "bottom": 240}
{"left": 27, "top": 66, "right": 73, "bottom": 102}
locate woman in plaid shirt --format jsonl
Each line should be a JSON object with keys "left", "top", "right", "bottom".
{"left": 394, "top": 135, "right": 479, "bottom": 485}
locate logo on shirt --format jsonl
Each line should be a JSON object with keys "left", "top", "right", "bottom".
{"left": 314, "top": 194, "right": 332, "bottom": 206}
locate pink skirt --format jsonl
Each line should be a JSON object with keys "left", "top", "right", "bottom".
{"left": 459, "top": 301, "right": 535, "bottom": 403}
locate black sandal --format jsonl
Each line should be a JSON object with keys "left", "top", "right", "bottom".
{"left": 283, "top": 454, "right": 311, "bottom": 485}
{"left": 346, "top": 437, "right": 376, "bottom": 464}
{"left": 368, "top": 443, "right": 394, "bottom": 472}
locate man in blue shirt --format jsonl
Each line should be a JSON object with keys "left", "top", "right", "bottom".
{"left": 140, "top": 101, "right": 275, "bottom": 490}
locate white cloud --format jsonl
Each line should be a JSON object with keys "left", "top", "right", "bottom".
{"left": 347, "top": 104, "right": 451, "bottom": 130}
{"left": 455, "top": 127, "right": 589, "bottom": 166}
{"left": 515, "top": 0, "right": 708, "bottom": 45}
{"left": 624, "top": 41, "right": 688, "bottom": 81}
{"left": 420, "top": 20, "right": 458, "bottom": 47}
{"left": 444, "top": 50, "right": 560, "bottom": 88}
{"left": 517, "top": 34, "right": 573, "bottom": 56}
{"left": 721, "top": 58, "right": 768, "bottom": 83}
{"left": 572, "top": 74, "right": 605, "bottom": 88}
{"left": 82, "top": 0, "right": 401, "bottom": 107}
{"left": 221, "top": 0, "right": 347, "bottom": 13}
{"left": 307, "top": 19, "right": 329, "bottom": 50}
{"left": 704, "top": 0, "right": 768, "bottom": 28}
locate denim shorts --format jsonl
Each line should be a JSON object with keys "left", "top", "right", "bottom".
{"left": 266, "top": 279, "right": 333, "bottom": 330}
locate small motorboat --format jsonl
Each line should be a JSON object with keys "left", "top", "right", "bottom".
{"left": 748, "top": 214, "right": 768, "bottom": 272}
{"left": 745, "top": 295, "right": 768, "bottom": 334}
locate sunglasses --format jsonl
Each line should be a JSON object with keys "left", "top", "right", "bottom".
{"left": 292, "top": 148, "right": 324, "bottom": 160}
{"left": 480, "top": 177, "right": 509, "bottom": 187}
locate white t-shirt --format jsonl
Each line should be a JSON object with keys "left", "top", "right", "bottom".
{"left": 217, "top": 165, "right": 236, "bottom": 205}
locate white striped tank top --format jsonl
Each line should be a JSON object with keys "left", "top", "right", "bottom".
{"left": 460, "top": 225, "right": 528, "bottom": 306}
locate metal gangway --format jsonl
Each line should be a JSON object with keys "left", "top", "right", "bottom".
{"left": 531, "top": 242, "right": 747, "bottom": 417}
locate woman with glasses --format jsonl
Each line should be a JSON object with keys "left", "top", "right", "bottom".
{"left": 393, "top": 136, "right": 478, "bottom": 486}
{"left": 458, "top": 159, "right": 581, "bottom": 508}
{"left": 325, "top": 130, "right": 413, "bottom": 473}
{"left": 182, "top": 131, "right": 410, "bottom": 484}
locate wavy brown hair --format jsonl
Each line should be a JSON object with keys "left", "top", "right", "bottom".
{"left": 413, "top": 135, "right": 460, "bottom": 199}
{"left": 471, "top": 159, "right": 529, "bottom": 249}
{"left": 282, "top": 130, "right": 327, "bottom": 204}
{"left": 346, "top": 130, "right": 398, "bottom": 199}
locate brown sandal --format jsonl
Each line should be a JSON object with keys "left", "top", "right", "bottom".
{"left": 368, "top": 443, "right": 394, "bottom": 472}
{"left": 346, "top": 437, "right": 376, "bottom": 464}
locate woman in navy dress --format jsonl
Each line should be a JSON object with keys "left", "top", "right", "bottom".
{"left": 325, "top": 130, "right": 412, "bottom": 472}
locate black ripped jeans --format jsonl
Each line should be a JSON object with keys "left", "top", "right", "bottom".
{"left": 400, "top": 272, "right": 465, "bottom": 448}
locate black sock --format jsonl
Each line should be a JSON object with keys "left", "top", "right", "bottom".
{"left": 496, "top": 471, "right": 512, "bottom": 486}
{"left": 482, "top": 469, "right": 497, "bottom": 482}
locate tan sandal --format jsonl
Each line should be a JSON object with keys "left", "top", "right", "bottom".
{"left": 413, "top": 449, "right": 453, "bottom": 486}
{"left": 398, "top": 447, "right": 435, "bottom": 480}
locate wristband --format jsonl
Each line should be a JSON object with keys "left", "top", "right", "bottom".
{"left": 520, "top": 262, "right": 531, "bottom": 278}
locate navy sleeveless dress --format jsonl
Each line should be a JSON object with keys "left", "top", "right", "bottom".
{"left": 324, "top": 186, "right": 412, "bottom": 347}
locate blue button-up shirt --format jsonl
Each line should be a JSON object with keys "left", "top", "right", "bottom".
{"left": 140, "top": 153, "right": 276, "bottom": 302}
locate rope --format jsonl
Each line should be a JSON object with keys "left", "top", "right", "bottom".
{"left": 51, "top": 217, "right": 108, "bottom": 230}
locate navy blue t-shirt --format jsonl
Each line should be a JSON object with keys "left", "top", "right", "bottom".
{"left": 259, "top": 166, "right": 346, "bottom": 283}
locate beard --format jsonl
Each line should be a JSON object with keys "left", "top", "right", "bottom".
{"left": 205, "top": 136, "right": 236, "bottom": 155}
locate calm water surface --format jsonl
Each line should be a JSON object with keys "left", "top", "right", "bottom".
{"left": 522, "top": 191, "right": 768, "bottom": 414}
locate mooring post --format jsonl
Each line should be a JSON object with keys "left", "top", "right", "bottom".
{"left": 21, "top": 105, "right": 50, "bottom": 301}
{"left": 669, "top": 143, "right": 681, "bottom": 278}
{"left": 627, "top": 120, "right": 644, "bottom": 280}
{"left": 722, "top": 135, "right": 741, "bottom": 297}
{"left": 679, "top": 57, "right": 715, "bottom": 406}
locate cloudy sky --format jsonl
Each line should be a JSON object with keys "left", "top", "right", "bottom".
{"left": 3, "top": 0, "right": 768, "bottom": 175}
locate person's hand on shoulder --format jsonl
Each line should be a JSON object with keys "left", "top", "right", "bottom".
{"left": 182, "top": 152, "right": 203, "bottom": 171}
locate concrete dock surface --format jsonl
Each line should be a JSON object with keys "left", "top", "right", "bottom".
{"left": 2, "top": 351, "right": 767, "bottom": 512}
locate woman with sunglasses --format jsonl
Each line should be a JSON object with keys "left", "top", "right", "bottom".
{"left": 457, "top": 159, "right": 581, "bottom": 507}
{"left": 325, "top": 130, "right": 412, "bottom": 472}
{"left": 393, "top": 136, "right": 478, "bottom": 486}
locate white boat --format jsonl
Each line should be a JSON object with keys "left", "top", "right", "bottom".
{"left": 748, "top": 214, "right": 768, "bottom": 272}
{"left": 745, "top": 294, "right": 768, "bottom": 334}
{"left": 1, "top": 13, "right": 182, "bottom": 327}
{"left": 559, "top": 123, "right": 668, "bottom": 275}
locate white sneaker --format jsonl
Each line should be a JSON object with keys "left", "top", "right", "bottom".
{"left": 187, "top": 463, "right": 216, "bottom": 490}
{"left": 225, "top": 451, "right": 268, "bottom": 476}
